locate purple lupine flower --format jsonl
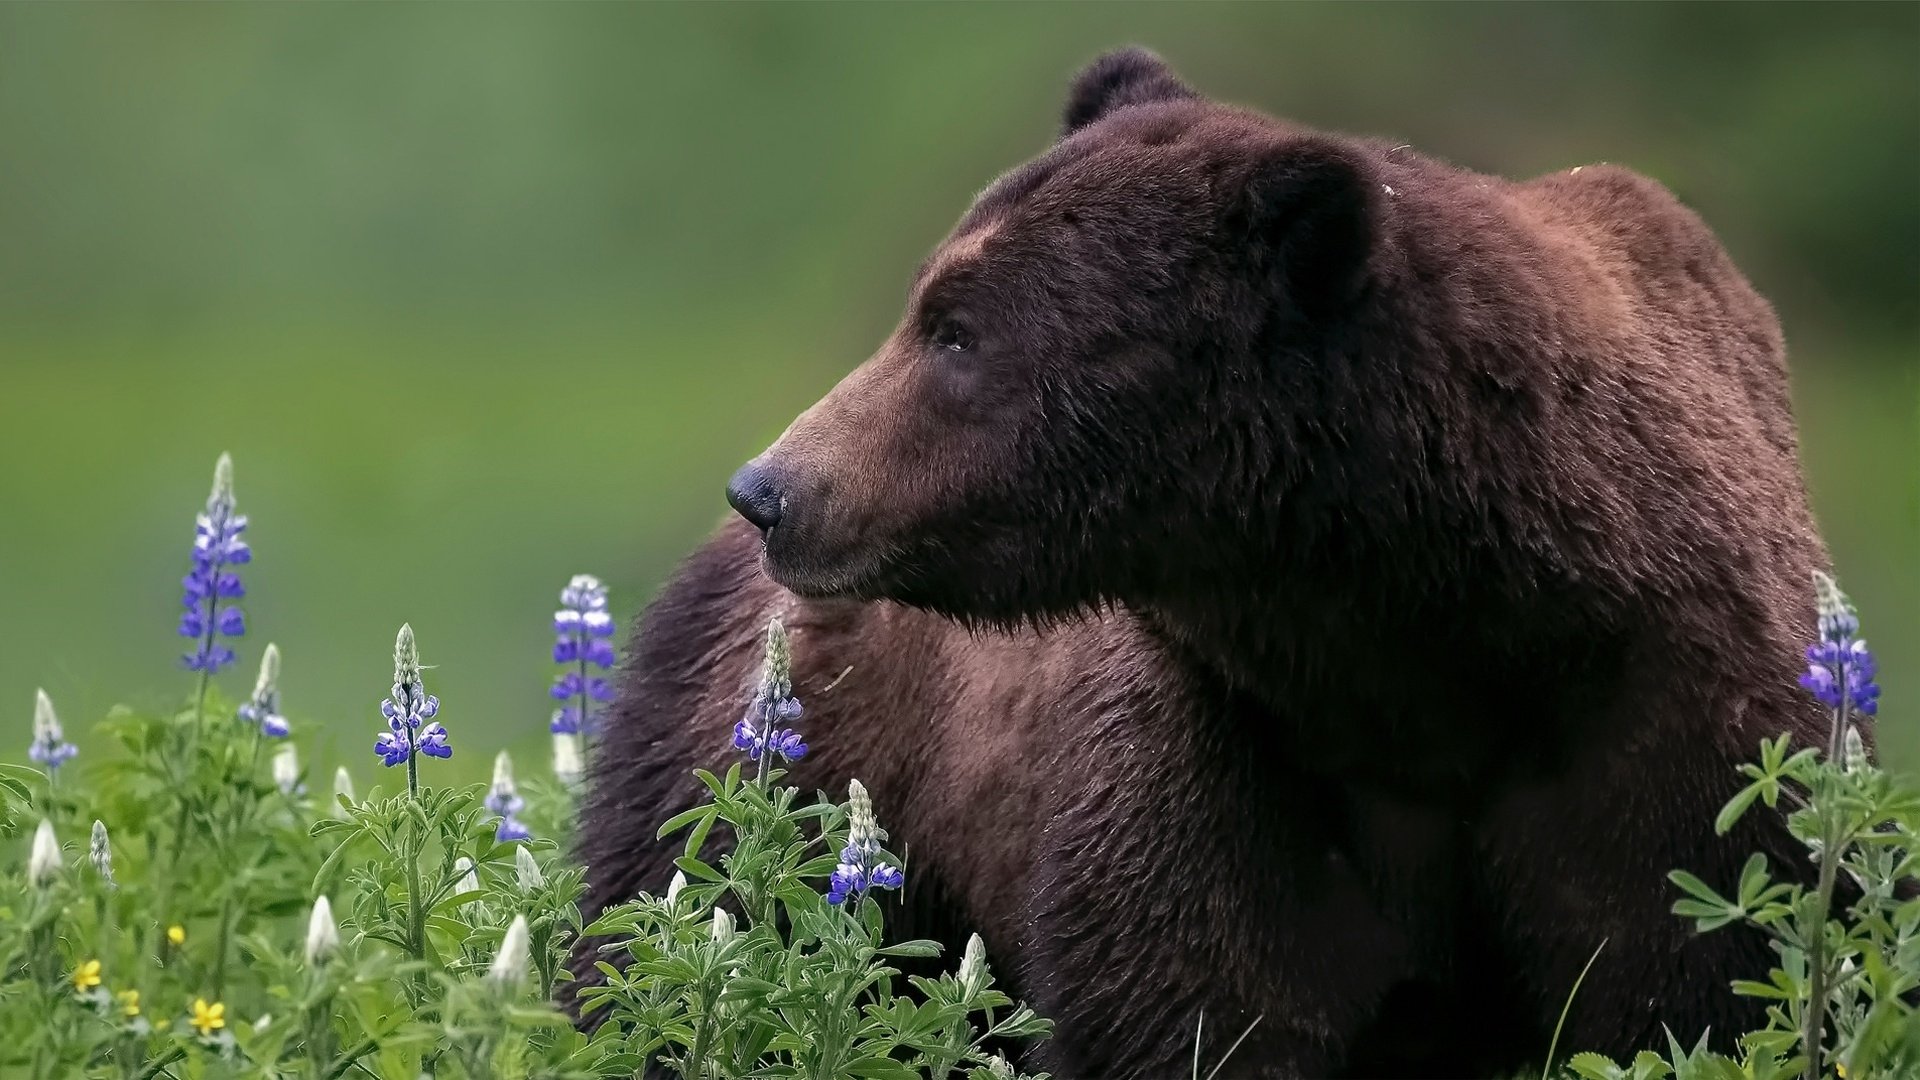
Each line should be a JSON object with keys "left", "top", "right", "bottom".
{"left": 549, "top": 575, "right": 616, "bottom": 736}
{"left": 487, "top": 751, "right": 532, "bottom": 841}
{"left": 28, "top": 689, "right": 78, "bottom": 772}
{"left": 826, "top": 780, "right": 903, "bottom": 906}
{"left": 1800, "top": 572, "right": 1881, "bottom": 717}
{"left": 179, "top": 453, "right": 250, "bottom": 674}
{"left": 236, "top": 644, "right": 290, "bottom": 737}
{"left": 373, "top": 625, "right": 449, "bottom": 789}
{"left": 734, "top": 617, "right": 806, "bottom": 766}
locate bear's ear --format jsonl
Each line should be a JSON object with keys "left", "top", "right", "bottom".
{"left": 1244, "top": 136, "right": 1380, "bottom": 317}
{"left": 1061, "top": 47, "right": 1197, "bottom": 137}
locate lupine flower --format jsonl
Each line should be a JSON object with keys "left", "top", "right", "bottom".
{"left": 515, "top": 845, "right": 546, "bottom": 892}
{"left": 550, "top": 574, "right": 616, "bottom": 736}
{"left": 28, "top": 689, "right": 78, "bottom": 773}
{"left": 487, "top": 751, "right": 531, "bottom": 841}
{"left": 827, "top": 779, "right": 904, "bottom": 906}
{"left": 90, "top": 820, "right": 115, "bottom": 888}
{"left": 489, "top": 915, "right": 530, "bottom": 990}
{"left": 189, "top": 998, "right": 225, "bottom": 1036}
{"left": 373, "top": 624, "right": 451, "bottom": 770}
{"left": 272, "top": 743, "right": 300, "bottom": 795}
{"left": 331, "top": 766, "right": 356, "bottom": 819}
{"left": 1801, "top": 572, "right": 1881, "bottom": 717}
{"left": 237, "top": 644, "right": 289, "bottom": 737}
{"left": 710, "top": 906, "right": 736, "bottom": 946}
{"left": 552, "top": 731, "right": 583, "bottom": 787}
{"left": 732, "top": 617, "right": 807, "bottom": 765}
{"left": 664, "top": 870, "right": 688, "bottom": 909}
{"left": 986, "top": 1055, "right": 1015, "bottom": 1080}
{"left": 179, "top": 453, "right": 251, "bottom": 674}
{"left": 304, "top": 896, "right": 338, "bottom": 965}
{"left": 28, "top": 819, "right": 61, "bottom": 888}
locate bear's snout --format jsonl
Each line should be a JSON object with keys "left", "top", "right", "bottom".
{"left": 725, "top": 460, "right": 786, "bottom": 532}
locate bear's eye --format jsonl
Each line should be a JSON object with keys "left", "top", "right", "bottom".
{"left": 930, "top": 320, "right": 975, "bottom": 354}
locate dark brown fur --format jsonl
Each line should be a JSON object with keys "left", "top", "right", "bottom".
{"left": 580, "top": 49, "right": 1837, "bottom": 1077}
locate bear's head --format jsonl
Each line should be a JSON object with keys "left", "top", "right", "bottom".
{"left": 727, "top": 48, "right": 1392, "bottom": 626}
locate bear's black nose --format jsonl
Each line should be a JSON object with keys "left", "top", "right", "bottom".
{"left": 726, "top": 462, "right": 785, "bottom": 531}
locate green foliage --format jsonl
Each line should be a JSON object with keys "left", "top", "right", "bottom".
{"left": 0, "top": 670, "right": 1046, "bottom": 1077}
{"left": 578, "top": 764, "right": 1049, "bottom": 1079}
{"left": 1566, "top": 722, "right": 1920, "bottom": 1077}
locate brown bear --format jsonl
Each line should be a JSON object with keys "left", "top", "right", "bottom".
{"left": 580, "top": 48, "right": 1836, "bottom": 1077}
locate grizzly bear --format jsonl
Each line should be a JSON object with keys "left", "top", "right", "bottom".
{"left": 580, "top": 48, "right": 1835, "bottom": 1077}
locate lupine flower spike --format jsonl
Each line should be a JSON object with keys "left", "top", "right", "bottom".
{"left": 1801, "top": 572, "right": 1882, "bottom": 756}
{"left": 90, "top": 820, "right": 115, "bottom": 888}
{"left": 733, "top": 616, "right": 806, "bottom": 773}
{"left": 237, "top": 643, "right": 289, "bottom": 737}
{"left": 827, "top": 779, "right": 905, "bottom": 906}
{"left": 179, "top": 453, "right": 250, "bottom": 674}
{"left": 486, "top": 751, "right": 532, "bottom": 841}
{"left": 550, "top": 574, "right": 616, "bottom": 738}
{"left": 29, "top": 819, "right": 61, "bottom": 889}
{"left": 28, "top": 689, "right": 77, "bottom": 775}
{"left": 373, "top": 624, "right": 450, "bottom": 795}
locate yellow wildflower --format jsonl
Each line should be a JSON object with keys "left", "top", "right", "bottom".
{"left": 71, "top": 959, "right": 102, "bottom": 992}
{"left": 117, "top": 989, "right": 141, "bottom": 1017}
{"left": 189, "top": 998, "right": 225, "bottom": 1036}
{"left": 167, "top": 925, "right": 185, "bottom": 945}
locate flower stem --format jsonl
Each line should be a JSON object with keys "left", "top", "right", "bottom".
{"left": 1800, "top": 670, "right": 1854, "bottom": 1080}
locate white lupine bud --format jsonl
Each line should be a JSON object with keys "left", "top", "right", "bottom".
{"left": 1843, "top": 724, "right": 1870, "bottom": 774}
{"left": 304, "top": 896, "right": 339, "bottom": 965}
{"left": 453, "top": 856, "right": 481, "bottom": 899}
{"left": 514, "top": 846, "right": 546, "bottom": 892}
{"left": 393, "top": 624, "right": 421, "bottom": 689}
{"left": 986, "top": 1055, "right": 1015, "bottom": 1080}
{"left": 89, "top": 820, "right": 115, "bottom": 888}
{"left": 488, "top": 915, "right": 530, "bottom": 990}
{"left": 491, "top": 751, "right": 515, "bottom": 800}
{"left": 252, "top": 644, "right": 281, "bottom": 704}
{"left": 253, "top": 1013, "right": 272, "bottom": 1033}
{"left": 847, "top": 779, "right": 884, "bottom": 856}
{"left": 957, "top": 933, "right": 988, "bottom": 996}
{"left": 552, "top": 732, "right": 583, "bottom": 786}
{"left": 710, "top": 906, "right": 735, "bottom": 946}
{"left": 208, "top": 452, "right": 235, "bottom": 511}
{"left": 664, "top": 870, "right": 688, "bottom": 909}
{"left": 32, "top": 689, "right": 61, "bottom": 746}
{"left": 331, "top": 767, "right": 356, "bottom": 819}
{"left": 272, "top": 743, "right": 300, "bottom": 794}
{"left": 760, "top": 617, "right": 793, "bottom": 701}
{"left": 28, "top": 819, "right": 61, "bottom": 888}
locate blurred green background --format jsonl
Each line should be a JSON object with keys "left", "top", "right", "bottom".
{"left": 1, "top": 3, "right": 1915, "bottom": 783}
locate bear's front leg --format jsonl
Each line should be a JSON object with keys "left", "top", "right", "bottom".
{"left": 1013, "top": 720, "right": 1419, "bottom": 1078}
